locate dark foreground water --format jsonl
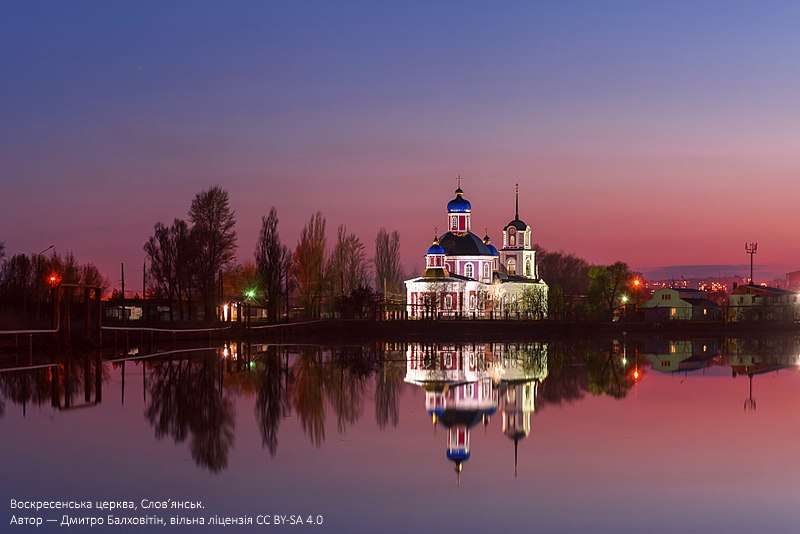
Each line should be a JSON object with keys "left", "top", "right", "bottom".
{"left": 1, "top": 337, "right": 800, "bottom": 532}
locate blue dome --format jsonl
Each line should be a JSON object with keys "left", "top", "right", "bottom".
{"left": 447, "top": 449, "right": 471, "bottom": 462}
{"left": 486, "top": 244, "right": 499, "bottom": 256}
{"left": 427, "top": 243, "right": 446, "bottom": 255}
{"left": 447, "top": 188, "right": 471, "bottom": 213}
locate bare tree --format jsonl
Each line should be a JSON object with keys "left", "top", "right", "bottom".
{"left": 145, "top": 218, "right": 195, "bottom": 320}
{"left": 145, "top": 222, "right": 178, "bottom": 312}
{"left": 292, "top": 212, "right": 326, "bottom": 318}
{"left": 327, "top": 225, "right": 369, "bottom": 299}
{"left": 188, "top": 186, "right": 237, "bottom": 320}
{"left": 374, "top": 228, "right": 403, "bottom": 297}
{"left": 255, "top": 207, "right": 291, "bottom": 322}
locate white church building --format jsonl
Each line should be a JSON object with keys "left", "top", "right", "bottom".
{"left": 405, "top": 177, "right": 548, "bottom": 319}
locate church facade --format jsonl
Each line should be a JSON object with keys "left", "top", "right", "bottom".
{"left": 404, "top": 178, "right": 548, "bottom": 318}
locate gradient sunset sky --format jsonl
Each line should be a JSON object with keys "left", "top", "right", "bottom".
{"left": 3, "top": 1, "right": 800, "bottom": 287}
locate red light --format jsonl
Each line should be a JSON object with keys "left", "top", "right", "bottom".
{"left": 633, "top": 279, "right": 641, "bottom": 287}
{"left": 633, "top": 369, "right": 640, "bottom": 381}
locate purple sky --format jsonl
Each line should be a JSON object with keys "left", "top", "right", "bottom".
{"left": 2, "top": 1, "right": 800, "bottom": 288}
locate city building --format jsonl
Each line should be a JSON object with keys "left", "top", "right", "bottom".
{"left": 405, "top": 178, "right": 548, "bottom": 318}
{"left": 641, "top": 288, "right": 720, "bottom": 321}
{"left": 728, "top": 284, "right": 800, "bottom": 322}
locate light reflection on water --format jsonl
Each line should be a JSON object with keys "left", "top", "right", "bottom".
{"left": 1, "top": 337, "right": 800, "bottom": 532}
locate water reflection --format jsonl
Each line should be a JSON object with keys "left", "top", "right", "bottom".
{"left": 405, "top": 342, "right": 548, "bottom": 482}
{"left": 145, "top": 354, "right": 235, "bottom": 473}
{"left": 2, "top": 336, "right": 800, "bottom": 477}
{"left": 0, "top": 353, "right": 108, "bottom": 416}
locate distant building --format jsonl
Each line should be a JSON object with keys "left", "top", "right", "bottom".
{"left": 641, "top": 288, "right": 720, "bottom": 321}
{"left": 405, "top": 178, "right": 547, "bottom": 318}
{"left": 786, "top": 270, "right": 800, "bottom": 291}
{"left": 728, "top": 284, "right": 799, "bottom": 322}
{"left": 642, "top": 339, "right": 718, "bottom": 373}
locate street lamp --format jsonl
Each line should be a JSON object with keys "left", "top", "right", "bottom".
{"left": 632, "top": 278, "right": 642, "bottom": 309}
{"left": 36, "top": 245, "right": 54, "bottom": 322}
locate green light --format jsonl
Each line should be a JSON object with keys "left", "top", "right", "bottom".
{"left": 244, "top": 289, "right": 256, "bottom": 299}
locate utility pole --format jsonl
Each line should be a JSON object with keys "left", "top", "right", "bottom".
{"left": 745, "top": 242, "right": 757, "bottom": 285}
{"left": 121, "top": 262, "right": 126, "bottom": 326}
{"left": 142, "top": 258, "right": 147, "bottom": 323}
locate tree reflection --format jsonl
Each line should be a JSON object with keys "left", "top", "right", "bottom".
{"left": 291, "top": 348, "right": 326, "bottom": 446}
{"left": 0, "top": 353, "right": 108, "bottom": 413}
{"left": 375, "top": 349, "right": 405, "bottom": 429}
{"left": 289, "top": 346, "right": 377, "bottom": 447}
{"left": 326, "top": 346, "right": 372, "bottom": 433}
{"left": 145, "top": 355, "right": 235, "bottom": 473}
{"left": 255, "top": 346, "right": 290, "bottom": 456}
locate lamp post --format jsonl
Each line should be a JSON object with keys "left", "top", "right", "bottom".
{"left": 632, "top": 278, "right": 641, "bottom": 308}
{"left": 36, "top": 245, "right": 54, "bottom": 322}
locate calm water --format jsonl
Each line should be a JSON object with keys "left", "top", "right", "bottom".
{"left": 2, "top": 337, "right": 800, "bottom": 532}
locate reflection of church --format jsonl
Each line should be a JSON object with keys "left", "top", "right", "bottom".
{"left": 405, "top": 342, "right": 548, "bottom": 483}
{"left": 404, "top": 177, "right": 548, "bottom": 318}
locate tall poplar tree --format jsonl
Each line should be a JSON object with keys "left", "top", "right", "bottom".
{"left": 292, "top": 212, "right": 326, "bottom": 318}
{"left": 188, "top": 186, "right": 237, "bottom": 320}
{"left": 255, "top": 207, "right": 291, "bottom": 322}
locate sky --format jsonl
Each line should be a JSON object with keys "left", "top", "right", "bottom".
{"left": 2, "top": 1, "right": 800, "bottom": 289}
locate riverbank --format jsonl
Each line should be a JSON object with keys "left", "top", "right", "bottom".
{"left": 3, "top": 318, "right": 799, "bottom": 353}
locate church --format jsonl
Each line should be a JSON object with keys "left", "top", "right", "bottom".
{"left": 404, "top": 177, "right": 548, "bottom": 318}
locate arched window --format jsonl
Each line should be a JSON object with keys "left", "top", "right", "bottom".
{"left": 465, "top": 263, "right": 474, "bottom": 279}
{"left": 469, "top": 294, "right": 476, "bottom": 309}
{"left": 483, "top": 263, "right": 490, "bottom": 280}
{"left": 509, "top": 228, "right": 516, "bottom": 247}
{"left": 444, "top": 294, "right": 453, "bottom": 309}
{"left": 451, "top": 216, "right": 457, "bottom": 230}
{"left": 525, "top": 259, "right": 532, "bottom": 277}
{"left": 507, "top": 258, "right": 516, "bottom": 275}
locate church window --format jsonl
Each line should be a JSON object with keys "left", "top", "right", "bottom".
{"left": 507, "top": 259, "right": 516, "bottom": 275}
{"left": 509, "top": 229, "right": 516, "bottom": 247}
{"left": 525, "top": 260, "right": 531, "bottom": 277}
{"left": 465, "top": 263, "right": 474, "bottom": 279}
{"left": 469, "top": 294, "right": 476, "bottom": 309}
{"left": 451, "top": 216, "right": 457, "bottom": 230}
{"left": 445, "top": 294, "right": 453, "bottom": 309}
{"left": 483, "top": 263, "right": 490, "bottom": 280}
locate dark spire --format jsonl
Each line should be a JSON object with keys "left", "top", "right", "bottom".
{"left": 515, "top": 183, "right": 519, "bottom": 220}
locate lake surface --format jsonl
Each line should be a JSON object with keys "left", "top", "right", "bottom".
{"left": 2, "top": 336, "right": 800, "bottom": 532}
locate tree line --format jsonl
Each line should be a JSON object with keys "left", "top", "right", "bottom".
{"left": 536, "top": 245, "right": 641, "bottom": 320}
{"left": 143, "top": 186, "right": 404, "bottom": 321}
{"left": 0, "top": 242, "right": 106, "bottom": 327}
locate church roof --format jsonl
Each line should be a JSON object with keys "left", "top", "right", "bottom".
{"left": 493, "top": 272, "right": 544, "bottom": 284}
{"left": 503, "top": 218, "right": 528, "bottom": 231}
{"left": 504, "top": 184, "right": 528, "bottom": 231}
{"left": 437, "top": 407, "right": 497, "bottom": 428}
{"left": 427, "top": 242, "right": 446, "bottom": 255}
{"left": 439, "top": 231, "right": 494, "bottom": 256}
{"left": 482, "top": 233, "right": 499, "bottom": 256}
{"left": 446, "top": 450, "right": 471, "bottom": 462}
{"left": 447, "top": 192, "right": 471, "bottom": 213}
